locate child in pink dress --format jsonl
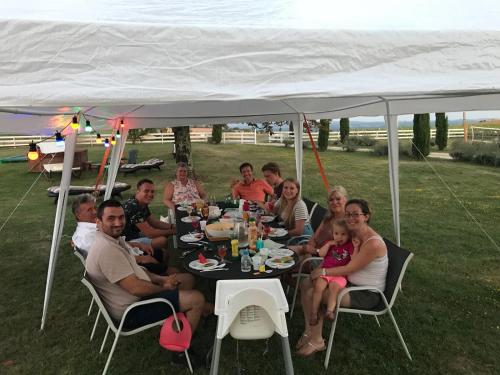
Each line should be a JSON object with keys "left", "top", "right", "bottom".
{"left": 310, "top": 219, "right": 358, "bottom": 324}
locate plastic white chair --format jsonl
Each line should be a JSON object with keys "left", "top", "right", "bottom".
{"left": 209, "top": 279, "right": 294, "bottom": 375}
{"left": 81, "top": 276, "right": 192, "bottom": 375}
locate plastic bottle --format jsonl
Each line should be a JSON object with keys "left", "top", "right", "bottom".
{"left": 248, "top": 218, "right": 258, "bottom": 251}
{"left": 240, "top": 250, "right": 252, "bottom": 272}
{"left": 256, "top": 237, "right": 264, "bottom": 252}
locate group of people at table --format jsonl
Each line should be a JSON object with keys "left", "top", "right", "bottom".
{"left": 71, "top": 160, "right": 389, "bottom": 365}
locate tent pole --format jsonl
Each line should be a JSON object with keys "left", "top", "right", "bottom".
{"left": 385, "top": 103, "right": 401, "bottom": 246}
{"left": 104, "top": 128, "right": 128, "bottom": 200}
{"left": 294, "top": 115, "right": 303, "bottom": 189}
{"left": 40, "top": 128, "right": 78, "bottom": 330}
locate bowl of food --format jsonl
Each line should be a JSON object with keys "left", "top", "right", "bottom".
{"left": 205, "top": 222, "right": 233, "bottom": 238}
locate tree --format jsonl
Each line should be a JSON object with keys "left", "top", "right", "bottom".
{"left": 212, "top": 124, "right": 223, "bottom": 144}
{"left": 317, "top": 119, "right": 330, "bottom": 151}
{"left": 128, "top": 128, "right": 153, "bottom": 144}
{"left": 435, "top": 112, "right": 449, "bottom": 150}
{"left": 339, "top": 118, "right": 350, "bottom": 144}
{"left": 412, "top": 113, "right": 430, "bottom": 159}
{"left": 172, "top": 126, "right": 193, "bottom": 169}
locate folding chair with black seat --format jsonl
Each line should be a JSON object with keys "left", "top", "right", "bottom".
{"left": 323, "top": 238, "right": 414, "bottom": 369}
{"left": 81, "top": 276, "right": 192, "bottom": 375}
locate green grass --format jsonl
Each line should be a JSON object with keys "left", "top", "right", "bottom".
{"left": 0, "top": 143, "right": 499, "bottom": 374}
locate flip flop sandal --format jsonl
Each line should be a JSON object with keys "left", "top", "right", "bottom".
{"left": 296, "top": 340, "right": 326, "bottom": 357}
{"left": 295, "top": 332, "right": 310, "bottom": 350}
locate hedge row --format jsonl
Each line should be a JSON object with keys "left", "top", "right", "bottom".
{"left": 449, "top": 141, "right": 500, "bottom": 167}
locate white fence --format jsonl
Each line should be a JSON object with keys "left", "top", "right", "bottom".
{"left": 1, "top": 128, "right": 465, "bottom": 148}
{"left": 268, "top": 128, "right": 465, "bottom": 142}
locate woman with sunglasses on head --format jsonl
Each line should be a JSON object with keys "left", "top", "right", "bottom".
{"left": 296, "top": 198, "right": 388, "bottom": 357}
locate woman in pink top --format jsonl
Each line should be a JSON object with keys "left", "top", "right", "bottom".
{"left": 163, "top": 162, "right": 206, "bottom": 211}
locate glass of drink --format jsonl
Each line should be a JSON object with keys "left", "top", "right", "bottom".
{"left": 202, "top": 206, "right": 210, "bottom": 220}
{"left": 186, "top": 205, "right": 193, "bottom": 216}
{"left": 191, "top": 217, "right": 200, "bottom": 232}
{"left": 263, "top": 225, "right": 271, "bottom": 239}
{"left": 217, "top": 245, "right": 227, "bottom": 262}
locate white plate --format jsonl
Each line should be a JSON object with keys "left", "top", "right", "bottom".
{"left": 265, "top": 256, "right": 295, "bottom": 269}
{"left": 260, "top": 215, "right": 276, "bottom": 223}
{"left": 189, "top": 258, "right": 219, "bottom": 271}
{"left": 269, "top": 248, "right": 294, "bottom": 257}
{"left": 180, "top": 233, "right": 204, "bottom": 242}
{"left": 268, "top": 228, "right": 288, "bottom": 238}
{"left": 177, "top": 206, "right": 188, "bottom": 212}
{"left": 181, "top": 216, "right": 201, "bottom": 223}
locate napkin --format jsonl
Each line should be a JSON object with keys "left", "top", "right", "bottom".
{"left": 263, "top": 239, "right": 285, "bottom": 249}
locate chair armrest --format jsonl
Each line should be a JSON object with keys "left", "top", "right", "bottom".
{"left": 297, "top": 256, "right": 323, "bottom": 275}
{"left": 286, "top": 235, "right": 312, "bottom": 246}
{"left": 119, "top": 297, "right": 181, "bottom": 331}
{"left": 336, "top": 285, "right": 384, "bottom": 305}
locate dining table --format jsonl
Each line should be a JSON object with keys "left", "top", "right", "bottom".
{"left": 174, "top": 203, "right": 297, "bottom": 281}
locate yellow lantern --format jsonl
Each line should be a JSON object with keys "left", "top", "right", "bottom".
{"left": 27, "top": 141, "right": 39, "bottom": 161}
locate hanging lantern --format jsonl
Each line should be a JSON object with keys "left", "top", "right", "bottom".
{"left": 85, "top": 120, "right": 92, "bottom": 132}
{"left": 27, "top": 141, "right": 39, "bottom": 161}
{"left": 116, "top": 130, "right": 121, "bottom": 139}
{"left": 55, "top": 131, "right": 64, "bottom": 146}
{"left": 104, "top": 138, "right": 110, "bottom": 148}
{"left": 71, "top": 115, "right": 79, "bottom": 130}
{"left": 120, "top": 119, "right": 125, "bottom": 128}
{"left": 95, "top": 133, "right": 102, "bottom": 144}
{"left": 111, "top": 136, "right": 116, "bottom": 145}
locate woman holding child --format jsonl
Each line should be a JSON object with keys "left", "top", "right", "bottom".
{"left": 296, "top": 199, "right": 388, "bottom": 357}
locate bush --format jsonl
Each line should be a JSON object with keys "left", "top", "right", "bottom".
{"left": 372, "top": 140, "right": 413, "bottom": 157}
{"left": 342, "top": 138, "right": 358, "bottom": 152}
{"left": 340, "top": 118, "right": 349, "bottom": 144}
{"left": 345, "top": 136, "right": 377, "bottom": 147}
{"left": 283, "top": 138, "right": 294, "bottom": 148}
{"left": 435, "top": 113, "right": 449, "bottom": 150}
{"left": 449, "top": 140, "right": 500, "bottom": 167}
{"left": 317, "top": 119, "right": 330, "bottom": 151}
{"left": 212, "top": 124, "right": 223, "bottom": 144}
{"left": 302, "top": 141, "right": 311, "bottom": 149}
{"left": 412, "top": 114, "right": 430, "bottom": 159}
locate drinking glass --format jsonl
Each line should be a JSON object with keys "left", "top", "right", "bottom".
{"left": 217, "top": 245, "right": 227, "bottom": 262}
{"left": 186, "top": 205, "right": 193, "bottom": 216}
{"left": 263, "top": 225, "right": 271, "bottom": 239}
{"left": 202, "top": 206, "right": 210, "bottom": 220}
{"left": 191, "top": 217, "right": 200, "bottom": 232}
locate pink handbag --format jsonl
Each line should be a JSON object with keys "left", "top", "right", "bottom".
{"left": 159, "top": 312, "right": 192, "bottom": 352}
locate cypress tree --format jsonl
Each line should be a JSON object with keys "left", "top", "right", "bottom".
{"left": 317, "top": 119, "right": 330, "bottom": 151}
{"left": 339, "top": 118, "right": 350, "bottom": 144}
{"left": 435, "top": 113, "right": 449, "bottom": 150}
{"left": 212, "top": 124, "right": 223, "bottom": 144}
{"left": 412, "top": 113, "right": 430, "bottom": 159}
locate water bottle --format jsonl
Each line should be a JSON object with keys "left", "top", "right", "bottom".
{"left": 240, "top": 250, "right": 252, "bottom": 272}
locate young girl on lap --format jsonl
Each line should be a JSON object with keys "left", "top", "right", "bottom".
{"left": 310, "top": 219, "right": 358, "bottom": 324}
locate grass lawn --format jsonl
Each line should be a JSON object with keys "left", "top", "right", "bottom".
{"left": 0, "top": 143, "right": 499, "bottom": 374}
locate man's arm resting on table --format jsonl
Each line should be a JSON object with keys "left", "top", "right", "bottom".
{"left": 147, "top": 215, "right": 175, "bottom": 233}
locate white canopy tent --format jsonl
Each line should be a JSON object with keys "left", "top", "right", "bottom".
{"left": 1, "top": 0, "right": 500, "bottom": 329}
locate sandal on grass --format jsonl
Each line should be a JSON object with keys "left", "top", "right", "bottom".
{"left": 296, "top": 339, "right": 326, "bottom": 357}
{"left": 295, "top": 332, "right": 310, "bottom": 350}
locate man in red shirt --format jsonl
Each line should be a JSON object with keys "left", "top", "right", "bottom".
{"left": 232, "top": 162, "right": 273, "bottom": 202}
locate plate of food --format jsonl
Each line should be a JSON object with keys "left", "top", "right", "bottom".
{"left": 269, "top": 248, "right": 294, "bottom": 257}
{"left": 260, "top": 215, "right": 276, "bottom": 223}
{"left": 268, "top": 228, "right": 288, "bottom": 238}
{"left": 189, "top": 258, "right": 219, "bottom": 271}
{"left": 181, "top": 216, "right": 201, "bottom": 223}
{"left": 265, "top": 256, "right": 295, "bottom": 269}
{"left": 180, "top": 233, "right": 204, "bottom": 242}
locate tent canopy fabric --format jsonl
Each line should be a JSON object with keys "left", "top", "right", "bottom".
{"left": 1, "top": 1, "right": 500, "bottom": 134}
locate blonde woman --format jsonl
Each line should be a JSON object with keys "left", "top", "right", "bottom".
{"left": 270, "top": 178, "right": 313, "bottom": 237}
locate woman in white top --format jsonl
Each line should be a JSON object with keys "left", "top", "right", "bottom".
{"left": 271, "top": 178, "right": 313, "bottom": 237}
{"left": 296, "top": 198, "right": 388, "bottom": 357}
{"left": 163, "top": 162, "right": 206, "bottom": 211}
